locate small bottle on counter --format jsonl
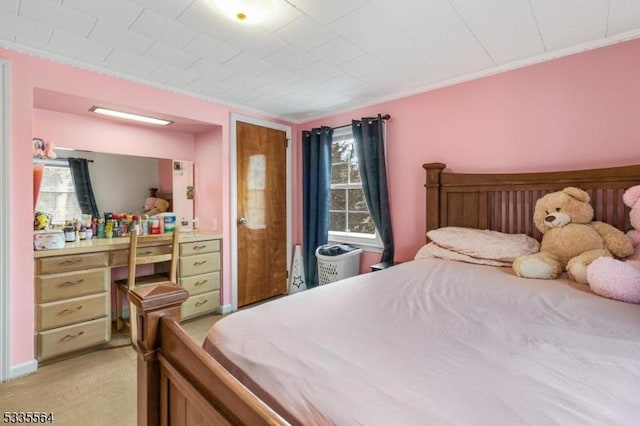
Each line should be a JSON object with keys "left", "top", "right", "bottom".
{"left": 158, "top": 214, "right": 165, "bottom": 234}
{"left": 64, "top": 227, "right": 76, "bottom": 242}
{"left": 97, "top": 220, "right": 105, "bottom": 238}
{"left": 105, "top": 219, "right": 113, "bottom": 238}
{"left": 149, "top": 216, "right": 160, "bottom": 234}
{"left": 140, "top": 214, "right": 149, "bottom": 235}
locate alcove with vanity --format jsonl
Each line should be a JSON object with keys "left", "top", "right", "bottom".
{"left": 31, "top": 88, "right": 225, "bottom": 363}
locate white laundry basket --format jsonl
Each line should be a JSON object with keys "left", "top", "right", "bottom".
{"left": 316, "top": 244, "right": 363, "bottom": 285}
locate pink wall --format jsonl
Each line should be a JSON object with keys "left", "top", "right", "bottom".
{"left": 194, "top": 128, "right": 231, "bottom": 305}
{"left": 158, "top": 159, "right": 174, "bottom": 195}
{"left": 33, "top": 109, "right": 195, "bottom": 160}
{"left": 2, "top": 47, "right": 291, "bottom": 368}
{"left": 297, "top": 38, "right": 640, "bottom": 271}
{"left": 194, "top": 129, "right": 223, "bottom": 231}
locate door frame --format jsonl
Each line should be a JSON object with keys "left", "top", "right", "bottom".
{"left": 230, "top": 114, "right": 292, "bottom": 312}
{"left": 0, "top": 58, "right": 11, "bottom": 382}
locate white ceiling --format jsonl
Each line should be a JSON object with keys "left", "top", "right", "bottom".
{"left": 2, "top": 0, "right": 640, "bottom": 123}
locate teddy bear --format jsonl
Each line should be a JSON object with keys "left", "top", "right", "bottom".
{"left": 144, "top": 197, "right": 170, "bottom": 216}
{"left": 586, "top": 185, "right": 640, "bottom": 303}
{"left": 513, "top": 187, "right": 634, "bottom": 284}
{"left": 143, "top": 188, "right": 170, "bottom": 216}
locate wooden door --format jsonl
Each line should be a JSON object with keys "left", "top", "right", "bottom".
{"left": 237, "top": 121, "right": 288, "bottom": 307}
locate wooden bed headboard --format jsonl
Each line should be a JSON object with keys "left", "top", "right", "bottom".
{"left": 423, "top": 163, "right": 640, "bottom": 241}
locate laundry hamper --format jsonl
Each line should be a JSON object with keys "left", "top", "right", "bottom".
{"left": 316, "top": 244, "right": 363, "bottom": 285}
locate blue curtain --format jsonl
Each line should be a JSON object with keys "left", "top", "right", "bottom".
{"left": 68, "top": 158, "right": 100, "bottom": 218}
{"left": 302, "top": 127, "right": 333, "bottom": 287}
{"left": 352, "top": 115, "right": 394, "bottom": 262}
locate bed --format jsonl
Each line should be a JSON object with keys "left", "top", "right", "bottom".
{"left": 131, "top": 163, "right": 640, "bottom": 425}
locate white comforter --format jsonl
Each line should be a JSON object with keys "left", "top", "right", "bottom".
{"left": 204, "top": 259, "right": 640, "bottom": 426}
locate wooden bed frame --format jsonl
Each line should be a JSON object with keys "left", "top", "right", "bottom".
{"left": 423, "top": 163, "right": 640, "bottom": 239}
{"left": 132, "top": 163, "right": 640, "bottom": 425}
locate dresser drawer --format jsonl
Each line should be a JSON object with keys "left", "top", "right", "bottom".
{"left": 37, "top": 252, "right": 108, "bottom": 274}
{"left": 37, "top": 317, "right": 109, "bottom": 361}
{"left": 181, "top": 291, "right": 220, "bottom": 320}
{"left": 109, "top": 250, "right": 128, "bottom": 267}
{"left": 36, "top": 268, "right": 108, "bottom": 303}
{"left": 180, "top": 239, "right": 220, "bottom": 257}
{"left": 180, "top": 272, "right": 220, "bottom": 296}
{"left": 110, "top": 245, "right": 173, "bottom": 267}
{"left": 37, "top": 293, "right": 108, "bottom": 331}
{"left": 179, "top": 253, "right": 220, "bottom": 277}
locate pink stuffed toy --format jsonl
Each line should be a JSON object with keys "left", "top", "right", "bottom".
{"left": 32, "top": 138, "right": 57, "bottom": 159}
{"left": 587, "top": 185, "right": 640, "bottom": 303}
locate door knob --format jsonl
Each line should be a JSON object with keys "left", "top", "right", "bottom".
{"left": 238, "top": 217, "right": 247, "bottom": 225}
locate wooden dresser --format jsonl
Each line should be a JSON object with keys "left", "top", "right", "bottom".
{"left": 34, "top": 231, "right": 222, "bottom": 362}
{"left": 34, "top": 252, "right": 110, "bottom": 362}
{"left": 179, "top": 239, "right": 221, "bottom": 320}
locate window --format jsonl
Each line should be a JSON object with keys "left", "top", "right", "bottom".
{"left": 35, "top": 159, "right": 83, "bottom": 224}
{"left": 329, "top": 127, "right": 381, "bottom": 249}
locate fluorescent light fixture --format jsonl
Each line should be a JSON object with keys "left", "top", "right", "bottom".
{"left": 89, "top": 106, "right": 173, "bottom": 126}
{"left": 214, "top": 0, "right": 275, "bottom": 24}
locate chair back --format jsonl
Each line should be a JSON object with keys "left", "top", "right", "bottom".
{"left": 127, "top": 230, "right": 180, "bottom": 289}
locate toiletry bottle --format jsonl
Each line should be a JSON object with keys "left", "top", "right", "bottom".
{"left": 97, "top": 220, "right": 105, "bottom": 238}
{"left": 105, "top": 219, "right": 113, "bottom": 238}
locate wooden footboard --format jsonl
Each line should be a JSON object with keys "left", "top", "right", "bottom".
{"left": 130, "top": 284, "right": 289, "bottom": 426}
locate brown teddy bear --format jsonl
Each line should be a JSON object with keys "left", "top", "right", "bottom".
{"left": 513, "top": 187, "right": 633, "bottom": 284}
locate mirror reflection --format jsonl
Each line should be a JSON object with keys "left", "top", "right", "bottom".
{"left": 34, "top": 149, "right": 192, "bottom": 225}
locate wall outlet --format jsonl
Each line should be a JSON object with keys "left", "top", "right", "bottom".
{"left": 212, "top": 218, "right": 218, "bottom": 231}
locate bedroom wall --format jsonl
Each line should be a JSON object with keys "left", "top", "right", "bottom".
{"left": 296, "top": 37, "right": 640, "bottom": 271}
{"left": 194, "top": 128, "right": 223, "bottom": 235}
{"left": 33, "top": 108, "right": 196, "bottom": 159}
{"left": 158, "top": 159, "right": 174, "bottom": 195}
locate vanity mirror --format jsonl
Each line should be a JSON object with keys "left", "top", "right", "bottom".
{"left": 34, "top": 149, "right": 194, "bottom": 225}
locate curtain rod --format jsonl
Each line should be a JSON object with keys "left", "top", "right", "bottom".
{"left": 332, "top": 114, "right": 391, "bottom": 131}
{"left": 33, "top": 158, "right": 94, "bottom": 165}
{"left": 66, "top": 157, "right": 95, "bottom": 163}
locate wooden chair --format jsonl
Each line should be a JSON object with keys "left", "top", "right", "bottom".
{"left": 114, "top": 230, "right": 179, "bottom": 341}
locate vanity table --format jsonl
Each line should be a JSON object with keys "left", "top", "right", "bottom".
{"left": 33, "top": 231, "right": 222, "bottom": 362}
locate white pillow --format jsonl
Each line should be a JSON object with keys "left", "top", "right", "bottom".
{"left": 426, "top": 226, "right": 539, "bottom": 262}
{"left": 415, "top": 242, "right": 512, "bottom": 267}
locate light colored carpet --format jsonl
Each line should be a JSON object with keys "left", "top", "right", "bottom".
{"left": 0, "top": 314, "right": 222, "bottom": 426}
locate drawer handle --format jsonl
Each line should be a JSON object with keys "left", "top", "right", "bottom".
{"left": 193, "top": 260, "right": 207, "bottom": 266}
{"left": 194, "top": 279, "right": 208, "bottom": 286}
{"left": 60, "top": 259, "right": 82, "bottom": 265}
{"left": 140, "top": 250, "right": 154, "bottom": 255}
{"left": 62, "top": 331, "right": 84, "bottom": 340}
{"left": 195, "top": 299, "right": 208, "bottom": 307}
{"left": 193, "top": 245, "right": 207, "bottom": 250}
{"left": 62, "top": 279, "right": 85, "bottom": 286}
{"left": 60, "top": 306, "right": 83, "bottom": 314}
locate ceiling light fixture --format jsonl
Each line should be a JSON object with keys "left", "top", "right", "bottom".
{"left": 89, "top": 106, "right": 173, "bottom": 126}
{"left": 214, "top": 0, "right": 275, "bottom": 24}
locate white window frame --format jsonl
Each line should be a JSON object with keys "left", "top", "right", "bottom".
{"left": 328, "top": 127, "right": 382, "bottom": 252}
{"left": 34, "top": 158, "right": 83, "bottom": 224}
